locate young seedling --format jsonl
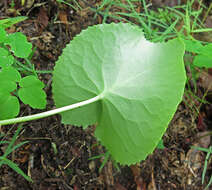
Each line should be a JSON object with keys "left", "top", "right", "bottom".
{"left": 0, "top": 23, "right": 186, "bottom": 165}
{"left": 192, "top": 146, "right": 212, "bottom": 190}
{"left": 0, "top": 20, "right": 47, "bottom": 120}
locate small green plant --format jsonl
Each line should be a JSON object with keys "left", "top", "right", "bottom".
{"left": 183, "top": 38, "right": 212, "bottom": 116}
{"left": 192, "top": 146, "right": 212, "bottom": 190}
{"left": 0, "top": 125, "right": 31, "bottom": 181}
{"left": 0, "top": 18, "right": 47, "bottom": 120}
{"left": 0, "top": 23, "right": 186, "bottom": 165}
{"left": 184, "top": 39, "right": 212, "bottom": 68}
{"left": 156, "top": 138, "right": 165, "bottom": 150}
{"left": 184, "top": 37, "right": 212, "bottom": 189}
{"left": 88, "top": 151, "right": 120, "bottom": 173}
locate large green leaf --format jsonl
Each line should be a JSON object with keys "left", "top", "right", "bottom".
{"left": 52, "top": 23, "right": 186, "bottom": 164}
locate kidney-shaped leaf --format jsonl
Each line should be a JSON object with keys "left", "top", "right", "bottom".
{"left": 6, "top": 32, "right": 32, "bottom": 58}
{"left": 0, "top": 66, "right": 21, "bottom": 83}
{"left": 18, "top": 76, "right": 46, "bottom": 109}
{"left": 0, "top": 27, "right": 7, "bottom": 43}
{"left": 0, "top": 91, "right": 19, "bottom": 120}
{"left": 193, "top": 43, "right": 212, "bottom": 68}
{"left": 52, "top": 23, "right": 186, "bottom": 165}
{"left": 0, "top": 48, "right": 14, "bottom": 68}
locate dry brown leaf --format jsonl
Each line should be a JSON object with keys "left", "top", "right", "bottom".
{"left": 88, "top": 160, "right": 96, "bottom": 172}
{"left": 37, "top": 7, "right": 49, "bottom": 30}
{"left": 114, "top": 183, "right": 128, "bottom": 190}
{"left": 58, "top": 11, "right": 68, "bottom": 25}
{"left": 101, "top": 160, "right": 114, "bottom": 187}
{"left": 197, "top": 131, "right": 211, "bottom": 148}
{"left": 130, "top": 164, "right": 141, "bottom": 177}
{"left": 131, "top": 164, "right": 146, "bottom": 190}
{"left": 185, "top": 143, "right": 205, "bottom": 184}
{"left": 147, "top": 168, "right": 156, "bottom": 190}
{"left": 199, "top": 71, "right": 212, "bottom": 91}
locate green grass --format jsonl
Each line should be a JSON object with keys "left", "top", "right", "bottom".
{"left": 0, "top": 125, "right": 32, "bottom": 181}
{"left": 192, "top": 146, "right": 212, "bottom": 190}
{"left": 90, "top": 0, "right": 212, "bottom": 41}
{"left": 88, "top": 151, "right": 120, "bottom": 173}
{"left": 56, "top": 0, "right": 82, "bottom": 11}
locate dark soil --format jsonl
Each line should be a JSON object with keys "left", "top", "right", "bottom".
{"left": 0, "top": 0, "right": 212, "bottom": 190}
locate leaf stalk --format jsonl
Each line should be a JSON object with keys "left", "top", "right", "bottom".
{"left": 0, "top": 95, "right": 102, "bottom": 126}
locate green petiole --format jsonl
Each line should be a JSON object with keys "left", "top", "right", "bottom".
{"left": 0, "top": 94, "right": 102, "bottom": 126}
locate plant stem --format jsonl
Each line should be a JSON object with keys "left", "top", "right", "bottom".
{"left": 0, "top": 95, "right": 102, "bottom": 126}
